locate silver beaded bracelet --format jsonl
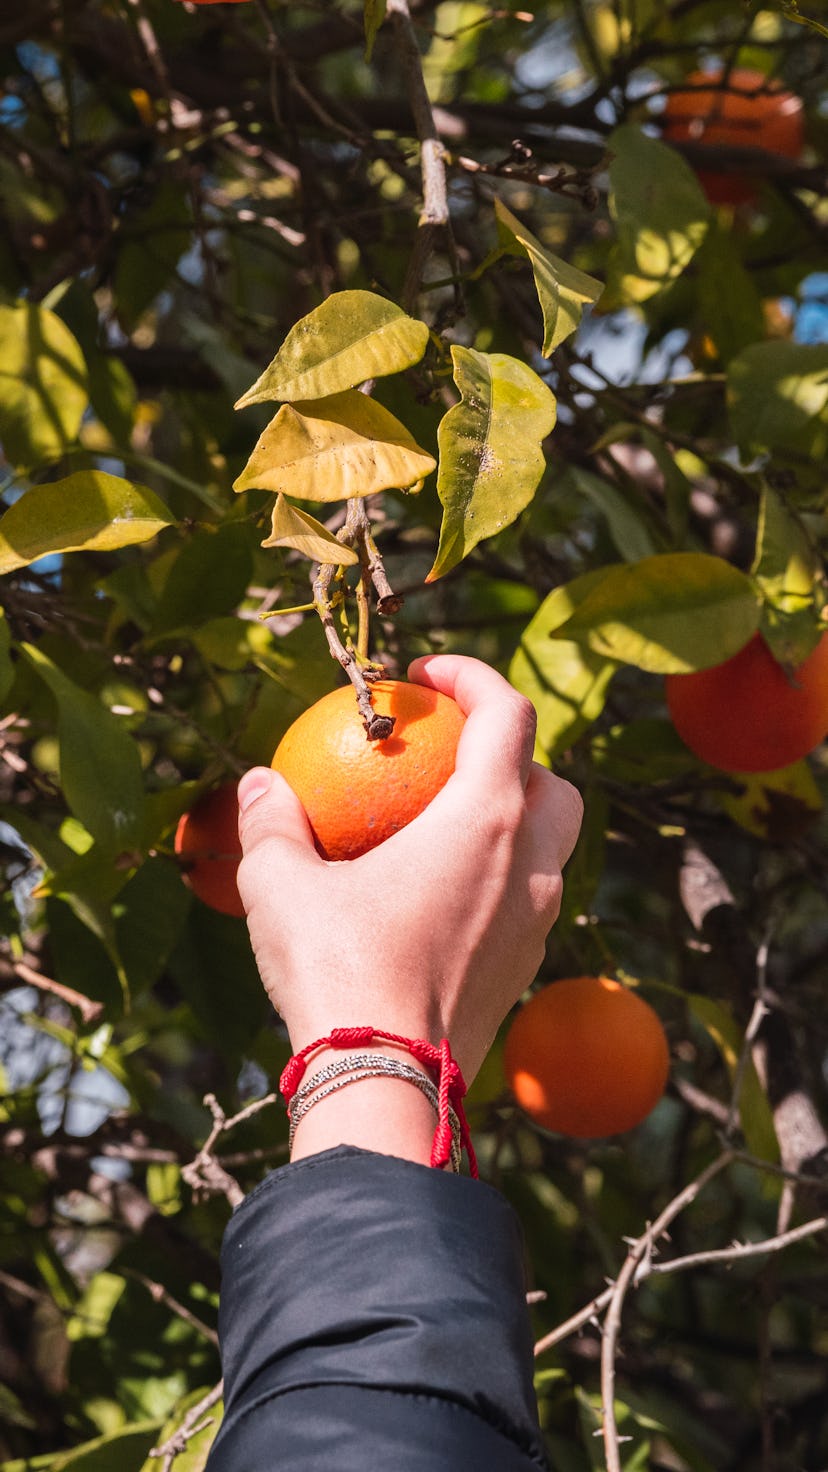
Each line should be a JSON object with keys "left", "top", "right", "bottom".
{"left": 287, "top": 1051, "right": 463, "bottom": 1172}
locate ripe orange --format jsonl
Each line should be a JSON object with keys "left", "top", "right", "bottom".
{"left": 663, "top": 67, "right": 804, "bottom": 205}
{"left": 665, "top": 631, "right": 828, "bottom": 774}
{"left": 271, "top": 680, "right": 465, "bottom": 861}
{"left": 504, "top": 976, "right": 670, "bottom": 1139}
{"left": 174, "top": 783, "right": 245, "bottom": 917}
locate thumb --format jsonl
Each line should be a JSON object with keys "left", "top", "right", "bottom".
{"left": 237, "top": 768, "right": 318, "bottom": 858}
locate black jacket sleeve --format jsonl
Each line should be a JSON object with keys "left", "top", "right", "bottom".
{"left": 205, "top": 1145, "right": 549, "bottom": 1471}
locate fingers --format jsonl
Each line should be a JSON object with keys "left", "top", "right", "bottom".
{"left": 237, "top": 768, "right": 320, "bottom": 860}
{"left": 409, "top": 654, "right": 538, "bottom": 792}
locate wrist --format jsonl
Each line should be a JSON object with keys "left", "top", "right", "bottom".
{"left": 279, "top": 1029, "right": 478, "bottom": 1177}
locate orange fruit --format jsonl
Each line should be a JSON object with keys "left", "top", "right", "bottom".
{"left": 174, "top": 783, "right": 245, "bottom": 917}
{"left": 665, "top": 631, "right": 828, "bottom": 774}
{"left": 504, "top": 976, "right": 670, "bottom": 1138}
{"left": 271, "top": 680, "right": 465, "bottom": 861}
{"left": 663, "top": 67, "right": 804, "bottom": 205}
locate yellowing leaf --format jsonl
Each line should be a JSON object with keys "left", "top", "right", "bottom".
{"left": 235, "top": 292, "right": 429, "bottom": 407}
{"left": 494, "top": 198, "right": 602, "bottom": 355}
{"left": 0, "top": 301, "right": 89, "bottom": 468}
{"left": 550, "top": 553, "right": 760, "bottom": 673}
{"left": 0, "top": 472, "right": 175, "bottom": 575}
{"left": 718, "top": 761, "right": 822, "bottom": 843}
{"left": 601, "top": 126, "right": 710, "bottom": 310}
{"left": 427, "top": 347, "right": 557, "bottom": 582}
{"left": 262, "top": 493, "right": 360, "bottom": 564}
{"left": 233, "top": 390, "right": 435, "bottom": 501}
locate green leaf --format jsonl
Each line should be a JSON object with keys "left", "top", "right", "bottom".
{"left": 190, "top": 616, "right": 275, "bottom": 672}
{"left": 602, "top": 125, "right": 711, "bottom": 309}
{"left": 509, "top": 573, "right": 617, "bottom": 758}
{"left": 0, "top": 301, "right": 88, "bottom": 468}
{"left": 46, "top": 1421, "right": 163, "bottom": 1472}
{"left": 152, "top": 522, "right": 254, "bottom": 634}
{"left": 727, "top": 341, "right": 828, "bottom": 462}
{"left": 550, "top": 552, "right": 760, "bottom": 673}
{"left": 427, "top": 347, "right": 557, "bottom": 582}
{"left": 364, "top": 0, "right": 387, "bottom": 59}
{"left": 688, "top": 994, "right": 778, "bottom": 1162}
{"left": 21, "top": 644, "right": 145, "bottom": 852}
{"left": 0, "top": 472, "right": 175, "bottom": 575}
{"left": 233, "top": 391, "right": 435, "bottom": 501}
{"left": 115, "top": 856, "right": 192, "bottom": 996}
{"left": 695, "top": 221, "right": 764, "bottom": 365}
{"left": 261, "top": 493, "right": 360, "bottom": 564}
{"left": 235, "top": 292, "right": 429, "bottom": 407}
{"left": 752, "top": 481, "right": 823, "bottom": 665}
{"left": 114, "top": 177, "right": 192, "bottom": 331}
{"left": 493, "top": 198, "right": 602, "bottom": 354}
{"left": 563, "top": 464, "right": 657, "bottom": 561}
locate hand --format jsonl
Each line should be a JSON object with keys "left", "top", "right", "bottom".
{"left": 237, "top": 655, "right": 583, "bottom": 1162}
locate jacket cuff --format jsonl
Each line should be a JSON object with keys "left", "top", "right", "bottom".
{"left": 214, "top": 1145, "right": 546, "bottom": 1466}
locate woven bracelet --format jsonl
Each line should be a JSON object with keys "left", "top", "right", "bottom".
{"left": 286, "top": 1052, "right": 463, "bottom": 1173}
{"left": 280, "top": 1028, "right": 478, "bottom": 1178}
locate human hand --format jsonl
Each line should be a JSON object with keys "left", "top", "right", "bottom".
{"left": 238, "top": 656, "right": 582, "bottom": 1071}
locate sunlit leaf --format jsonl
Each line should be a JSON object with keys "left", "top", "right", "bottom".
{"left": 261, "top": 493, "right": 360, "bottom": 564}
{"left": 235, "top": 292, "right": 429, "bottom": 407}
{"left": 0, "top": 472, "right": 175, "bottom": 575}
{"left": 21, "top": 643, "right": 145, "bottom": 852}
{"left": 550, "top": 553, "right": 760, "bottom": 673}
{"left": 364, "top": 0, "right": 387, "bottom": 58}
{"left": 510, "top": 571, "right": 616, "bottom": 758}
{"left": 601, "top": 125, "right": 710, "bottom": 309}
{"left": 67, "top": 1272, "right": 126, "bottom": 1342}
{"left": 493, "top": 198, "right": 602, "bottom": 354}
{"left": 752, "top": 481, "right": 823, "bottom": 665}
{"left": 728, "top": 341, "right": 828, "bottom": 462}
{"left": 137, "top": 1388, "right": 223, "bottom": 1472}
{"left": 233, "top": 390, "right": 435, "bottom": 501}
{"left": 0, "top": 301, "right": 88, "bottom": 468}
{"left": 427, "top": 347, "right": 556, "bottom": 582}
{"left": 718, "top": 760, "right": 822, "bottom": 843}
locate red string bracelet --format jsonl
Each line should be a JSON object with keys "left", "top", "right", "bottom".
{"left": 279, "top": 1027, "right": 479, "bottom": 1179}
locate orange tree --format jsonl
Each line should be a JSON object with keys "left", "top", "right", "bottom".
{"left": 1, "top": 3, "right": 827, "bottom": 1469}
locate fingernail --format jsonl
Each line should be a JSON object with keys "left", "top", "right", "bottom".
{"left": 238, "top": 770, "right": 272, "bottom": 812}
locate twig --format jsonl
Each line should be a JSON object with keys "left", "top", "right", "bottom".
{"left": 386, "top": 0, "right": 452, "bottom": 311}
{"left": 644, "top": 1215, "right": 828, "bottom": 1277}
{"left": 599, "top": 1150, "right": 733, "bottom": 1472}
{"left": 125, "top": 1269, "right": 219, "bottom": 1347}
{"left": 181, "top": 1092, "right": 280, "bottom": 1209}
{"left": 9, "top": 960, "right": 104, "bottom": 1026}
{"left": 150, "top": 1380, "right": 224, "bottom": 1470}
{"left": 310, "top": 507, "right": 401, "bottom": 739}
